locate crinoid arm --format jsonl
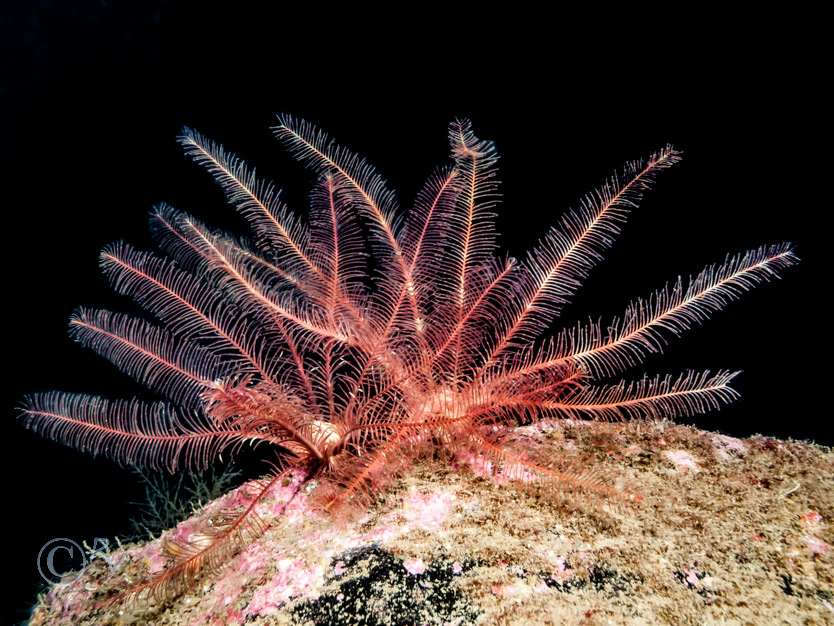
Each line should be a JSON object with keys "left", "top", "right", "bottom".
{"left": 66, "top": 307, "right": 224, "bottom": 410}
{"left": 272, "top": 115, "right": 402, "bottom": 263}
{"left": 99, "top": 469, "right": 294, "bottom": 606}
{"left": 99, "top": 240, "right": 277, "bottom": 380}
{"left": 543, "top": 370, "right": 742, "bottom": 422}
{"left": 480, "top": 145, "right": 683, "bottom": 370}
{"left": 555, "top": 243, "right": 799, "bottom": 377}
{"left": 20, "top": 392, "right": 247, "bottom": 472}
{"left": 459, "top": 426, "right": 644, "bottom": 508}
{"left": 496, "top": 243, "right": 798, "bottom": 386}
{"left": 178, "top": 127, "right": 317, "bottom": 282}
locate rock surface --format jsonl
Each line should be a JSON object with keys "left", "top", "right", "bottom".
{"left": 29, "top": 421, "right": 834, "bottom": 625}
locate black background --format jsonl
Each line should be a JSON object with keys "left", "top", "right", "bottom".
{"left": 1, "top": 1, "right": 824, "bottom": 622}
